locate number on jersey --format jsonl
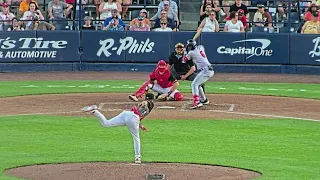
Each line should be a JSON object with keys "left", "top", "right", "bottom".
{"left": 200, "top": 50, "right": 206, "bottom": 58}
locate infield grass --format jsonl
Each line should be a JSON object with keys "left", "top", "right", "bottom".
{"left": 0, "top": 80, "right": 319, "bottom": 180}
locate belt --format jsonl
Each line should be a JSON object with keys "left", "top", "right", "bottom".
{"left": 199, "top": 66, "right": 213, "bottom": 71}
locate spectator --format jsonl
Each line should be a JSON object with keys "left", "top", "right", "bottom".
{"left": 82, "top": 16, "right": 95, "bottom": 30}
{"left": 31, "top": 14, "right": 56, "bottom": 30}
{"left": 0, "top": 3, "right": 15, "bottom": 31}
{"left": 224, "top": 11, "right": 244, "bottom": 32}
{"left": 153, "top": 10, "right": 177, "bottom": 31}
{"left": 7, "top": 17, "right": 24, "bottom": 31}
{"left": 151, "top": 1, "right": 178, "bottom": 22}
{"left": 117, "top": 0, "right": 130, "bottom": 18}
{"left": 200, "top": 0, "right": 222, "bottom": 22}
{"left": 104, "top": 9, "right": 125, "bottom": 28}
{"left": 299, "top": 0, "right": 311, "bottom": 13}
{"left": 21, "top": 2, "right": 45, "bottom": 30}
{"left": 48, "top": 0, "right": 73, "bottom": 30}
{"left": 276, "top": 0, "right": 288, "bottom": 21}
{"left": 193, "top": 10, "right": 219, "bottom": 40}
{"left": 253, "top": 4, "right": 272, "bottom": 29}
{"left": 304, "top": 3, "right": 320, "bottom": 21}
{"left": 226, "top": 9, "right": 248, "bottom": 29}
{"left": 229, "top": 0, "right": 248, "bottom": 18}
{"left": 301, "top": 11, "right": 320, "bottom": 34}
{"left": 130, "top": 9, "right": 151, "bottom": 27}
{"left": 19, "top": 0, "right": 39, "bottom": 14}
{"left": 154, "top": 18, "right": 172, "bottom": 31}
{"left": 130, "top": 16, "right": 150, "bottom": 31}
{"left": 103, "top": 17, "right": 124, "bottom": 31}
{"left": 99, "top": 0, "right": 121, "bottom": 20}
{"left": 158, "top": 0, "right": 178, "bottom": 15}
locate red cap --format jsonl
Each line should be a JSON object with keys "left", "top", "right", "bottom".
{"left": 2, "top": 2, "right": 9, "bottom": 7}
{"left": 238, "top": 9, "right": 244, "bottom": 14}
{"left": 311, "top": 3, "right": 317, "bottom": 6}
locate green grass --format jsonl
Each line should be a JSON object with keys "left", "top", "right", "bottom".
{"left": 0, "top": 80, "right": 319, "bottom": 99}
{"left": 0, "top": 116, "right": 319, "bottom": 180}
{"left": 0, "top": 80, "right": 319, "bottom": 180}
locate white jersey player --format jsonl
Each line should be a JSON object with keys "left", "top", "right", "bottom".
{"left": 183, "top": 39, "right": 214, "bottom": 109}
{"left": 81, "top": 97, "right": 154, "bottom": 164}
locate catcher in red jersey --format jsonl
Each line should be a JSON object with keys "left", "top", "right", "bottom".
{"left": 129, "top": 60, "right": 184, "bottom": 101}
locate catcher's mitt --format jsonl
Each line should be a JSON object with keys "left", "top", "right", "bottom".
{"left": 145, "top": 93, "right": 155, "bottom": 100}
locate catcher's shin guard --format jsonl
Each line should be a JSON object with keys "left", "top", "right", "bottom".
{"left": 174, "top": 92, "right": 184, "bottom": 101}
{"left": 134, "top": 81, "right": 153, "bottom": 98}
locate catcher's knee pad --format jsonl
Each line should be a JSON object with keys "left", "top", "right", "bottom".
{"left": 174, "top": 92, "right": 184, "bottom": 101}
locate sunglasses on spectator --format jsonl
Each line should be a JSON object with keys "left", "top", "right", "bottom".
{"left": 161, "top": 23, "right": 167, "bottom": 25}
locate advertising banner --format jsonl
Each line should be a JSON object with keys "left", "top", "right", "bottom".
{"left": 36, "top": 31, "right": 80, "bottom": 62}
{"left": 290, "top": 34, "right": 320, "bottom": 65}
{"left": 125, "top": 31, "right": 171, "bottom": 63}
{"left": 170, "top": 32, "right": 200, "bottom": 54}
{"left": 0, "top": 31, "right": 37, "bottom": 62}
{"left": 201, "top": 32, "right": 246, "bottom": 63}
{"left": 81, "top": 31, "right": 126, "bottom": 62}
{"left": 245, "top": 33, "right": 289, "bottom": 64}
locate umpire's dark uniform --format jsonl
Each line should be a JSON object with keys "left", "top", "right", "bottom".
{"left": 168, "top": 52, "right": 197, "bottom": 81}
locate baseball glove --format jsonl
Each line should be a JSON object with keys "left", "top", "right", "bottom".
{"left": 145, "top": 93, "right": 155, "bottom": 100}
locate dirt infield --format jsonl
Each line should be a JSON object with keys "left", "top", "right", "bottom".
{"left": 2, "top": 72, "right": 320, "bottom": 180}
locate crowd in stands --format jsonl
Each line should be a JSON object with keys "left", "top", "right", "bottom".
{"left": 0, "top": 0, "right": 319, "bottom": 34}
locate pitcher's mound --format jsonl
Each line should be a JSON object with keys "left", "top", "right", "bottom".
{"left": 5, "top": 162, "right": 261, "bottom": 180}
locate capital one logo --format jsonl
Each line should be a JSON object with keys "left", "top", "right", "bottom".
{"left": 97, "top": 37, "right": 155, "bottom": 57}
{"left": 217, "top": 39, "right": 273, "bottom": 59}
{"left": 309, "top": 37, "right": 320, "bottom": 62}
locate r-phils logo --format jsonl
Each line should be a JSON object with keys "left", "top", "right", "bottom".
{"left": 217, "top": 39, "right": 273, "bottom": 59}
{"left": 309, "top": 37, "right": 320, "bottom": 62}
{"left": 97, "top": 37, "right": 155, "bottom": 57}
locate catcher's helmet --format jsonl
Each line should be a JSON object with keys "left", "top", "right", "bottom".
{"left": 157, "top": 60, "right": 167, "bottom": 74}
{"left": 186, "top": 39, "right": 196, "bottom": 52}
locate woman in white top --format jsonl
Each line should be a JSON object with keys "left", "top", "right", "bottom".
{"left": 99, "top": 0, "right": 122, "bottom": 20}
{"left": 21, "top": 2, "right": 44, "bottom": 30}
{"left": 154, "top": 20, "right": 172, "bottom": 32}
{"left": 224, "top": 11, "right": 244, "bottom": 32}
{"left": 193, "top": 10, "right": 219, "bottom": 40}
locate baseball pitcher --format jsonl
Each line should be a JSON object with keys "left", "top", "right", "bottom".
{"left": 168, "top": 42, "right": 206, "bottom": 95}
{"left": 81, "top": 93, "right": 155, "bottom": 164}
{"left": 129, "top": 60, "right": 184, "bottom": 102}
{"left": 183, "top": 39, "right": 214, "bottom": 109}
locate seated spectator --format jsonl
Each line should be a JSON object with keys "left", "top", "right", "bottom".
{"left": 31, "top": 15, "right": 56, "bottom": 30}
{"left": 0, "top": 3, "right": 15, "bottom": 31}
{"left": 301, "top": 11, "right": 320, "bottom": 34}
{"left": 253, "top": 4, "right": 272, "bottom": 29}
{"left": 276, "top": 0, "right": 288, "bottom": 21}
{"left": 229, "top": 0, "right": 248, "bottom": 18}
{"left": 82, "top": 16, "right": 95, "bottom": 30}
{"left": 104, "top": 9, "right": 125, "bottom": 28}
{"left": 21, "top": 2, "right": 45, "bottom": 30}
{"left": 158, "top": 0, "right": 178, "bottom": 15}
{"left": 117, "top": 0, "right": 130, "bottom": 17}
{"left": 224, "top": 11, "right": 244, "bottom": 32}
{"left": 151, "top": 1, "right": 178, "bottom": 22}
{"left": 99, "top": 0, "right": 121, "bottom": 20}
{"left": 193, "top": 10, "right": 219, "bottom": 40}
{"left": 154, "top": 18, "right": 172, "bottom": 31}
{"left": 299, "top": 0, "right": 311, "bottom": 13}
{"left": 103, "top": 17, "right": 124, "bottom": 31}
{"left": 153, "top": 10, "right": 177, "bottom": 31}
{"left": 7, "top": 17, "right": 24, "bottom": 31}
{"left": 130, "top": 16, "right": 150, "bottom": 31}
{"left": 200, "top": 0, "right": 222, "bottom": 22}
{"left": 304, "top": 3, "right": 320, "bottom": 21}
{"left": 48, "top": 0, "right": 73, "bottom": 30}
{"left": 19, "top": 0, "right": 39, "bottom": 14}
{"left": 130, "top": 9, "right": 151, "bottom": 27}
{"left": 226, "top": 9, "right": 248, "bottom": 29}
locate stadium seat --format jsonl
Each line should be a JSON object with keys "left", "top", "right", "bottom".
{"left": 252, "top": 26, "right": 267, "bottom": 32}
{"left": 278, "top": 27, "right": 295, "bottom": 33}
{"left": 131, "top": 10, "right": 141, "bottom": 19}
{"left": 289, "top": 12, "right": 299, "bottom": 21}
{"left": 138, "top": 0, "right": 153, "bottom": 4}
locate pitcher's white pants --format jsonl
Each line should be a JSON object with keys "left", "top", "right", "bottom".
{"left": 151, "top": 83, "right": 179, "bottom": 98}
{"left": 93, "top": 110, "right": 141, "bottom": 158}
{"left": 192, "top": 69, "right": 214, "bottom": 101}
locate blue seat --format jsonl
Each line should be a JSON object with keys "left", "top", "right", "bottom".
{"left": 278, "top": 27, "right": 296, "bottom": 33}
{"left": 138, "top": 0, "right": 153, "bottom": 4}
{"left": 131, "top": 10, "right": 141, "bottom": 19}
{"left": 289, "top": 12, "right": 299, "bottom": 21}
{"left": 252, "top": 27, "right": 267, "bottom": 32}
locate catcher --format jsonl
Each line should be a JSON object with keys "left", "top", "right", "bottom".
{"left": 168, "top": 43, "right": 207, "bottom": 99}
{"left": 128, "top": 60, "right": 184, "bottom": 101}
{"left": 81, "top": 93, "right": 155, "bottom": 164}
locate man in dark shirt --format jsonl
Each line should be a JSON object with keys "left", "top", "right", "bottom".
{"left": 167, "top": 43, "right": 205, "bottom": 91}
{"left": 229, "top": 0, "right": 248, "bottom": 18}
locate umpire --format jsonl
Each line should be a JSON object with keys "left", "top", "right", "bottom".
{"left": 167, "top": 43, "right": 205, "bottom": 91}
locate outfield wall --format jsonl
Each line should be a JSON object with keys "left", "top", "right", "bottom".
{"left": 0, "top": 31, "right": 319, "bottom": 74}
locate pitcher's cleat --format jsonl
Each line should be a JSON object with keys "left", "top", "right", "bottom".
{"left": 190, "top": 102, "right": 203, "bottom": 109}
{"left": 81, "top": 105, "right": 98, "bottom": 113}
{"left": 201, "top": 99, "right": 209, "bottom": 105}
